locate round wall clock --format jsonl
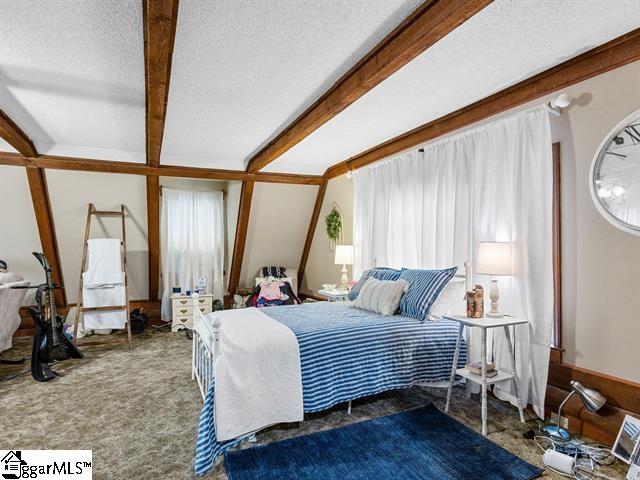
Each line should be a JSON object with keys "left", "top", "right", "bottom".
{"left": 590, "top": 109, "right": 640, "bottom": 236}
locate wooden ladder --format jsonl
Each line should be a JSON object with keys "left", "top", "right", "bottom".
{"left": 72, "top": 204, "right": 132, "bottom": 348}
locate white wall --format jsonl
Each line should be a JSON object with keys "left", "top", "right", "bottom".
{"left": 548, "top": 62, "right": 640, "bottom": 382}
{"left": 239, "top": 182, "right": 317, "bottom": 288}
{"left": 303, "top": 175, "right": 353, "bottom": 292}
{"left": 47, "top": 170, "right": 149, "bottom": 303}
{"left": 0, "top": 165, "right": 44, "bottom": 304}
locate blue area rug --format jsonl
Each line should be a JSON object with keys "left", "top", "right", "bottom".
{"left": 224, "top": 404, "right": 543, "bottom": 480}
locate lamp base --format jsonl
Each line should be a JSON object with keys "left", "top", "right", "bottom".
{"left": 339, "top": 265, "right": 349, "bottom": 291}
{"left": 485, "top": 311, "right": 504, "bottom": 318}
{"left": 541, "top": 424, "right": 572, "bottom": 441}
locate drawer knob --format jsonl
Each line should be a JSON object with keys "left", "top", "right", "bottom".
{"left": 199, "top": 299, "right": 205, "bottom": 303}
{"left": 180, "top": 300, "right": 187, "bottom": 305}
{"left": 180, "top": 318, "right": 186, "bottom": 323}
{"left": 180, "top": 309, "right": 187, "bottom": 314}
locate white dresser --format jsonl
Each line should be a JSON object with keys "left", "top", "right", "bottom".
{"left": 170, "top": 293, "right": 214, "bottom": 332}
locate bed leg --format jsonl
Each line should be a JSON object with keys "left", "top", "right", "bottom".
{"left": 347, "top": 400, "right": 352, "bottom": 415}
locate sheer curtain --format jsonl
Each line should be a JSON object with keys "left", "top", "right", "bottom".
{"left": 160, "top": 187, "right": 225, "bottom": 321}
{"left": 353, "top": 107, "right": 553, "bottom": 417}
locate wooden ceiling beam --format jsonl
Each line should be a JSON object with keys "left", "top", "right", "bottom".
{"left": 25, "top": 167, "right": 66, "bottom": 307}
{"left": 228, "top": 180, "right": 255, "bottom": 295}
{"left": 297, "top": 180, "right": 328, "bottom": 291}
{"left": 325, "top": 27, "right": 640, "bottom": 178}
{"left": 0, "top": 152, "right": 325, "bottom": 185}
{"left": 246, "top": 0, "right": 492, "bottom": 173}
{"left": 146, "top": 176, "right": 160, "bottom": 302}
{"left": 144, "top": 0, "right": 179, "bottom": 167}
{"left": 0, "top": 108, "right": 37, "bottom": 157}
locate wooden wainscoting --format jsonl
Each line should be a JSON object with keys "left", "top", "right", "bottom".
{"left": 546, "top": 361, "right": 640, "bottom": 444}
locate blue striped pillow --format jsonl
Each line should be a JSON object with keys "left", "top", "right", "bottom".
{"left": 348, "top": 267, "right": 401, "bottom": 301}
{"left": 398, "top": 267, "right": 458, "bottom": 320}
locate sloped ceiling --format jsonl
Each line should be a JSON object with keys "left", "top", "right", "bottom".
{"left": 0, "top": 0, "right": 145, "bottom": 162}
{"left": 160, "top": 0, "right": 422, "bottom": 170}
{"left": 1, "top": 1, "right": 639, "bottom": 175}
{"left": 264, "top": 0, "right": 640, "bottom": 174}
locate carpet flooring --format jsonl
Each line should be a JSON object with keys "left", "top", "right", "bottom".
{"left": 0, "top": 330, "right": 627, "bottom": 479}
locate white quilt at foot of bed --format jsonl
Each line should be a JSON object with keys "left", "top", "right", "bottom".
{"left": 211, "top": 307, "right": 303, "bottom": 441}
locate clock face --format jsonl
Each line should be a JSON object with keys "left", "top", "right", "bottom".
{"left": 591, "top": 112, "right": 640, "bottom": 236}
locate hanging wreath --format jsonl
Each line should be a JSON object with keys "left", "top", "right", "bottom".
{"left": 325, "top": 207, "right": 343, "bottom": 242}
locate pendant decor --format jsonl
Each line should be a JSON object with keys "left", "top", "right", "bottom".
{"left": 325, "top": 204, "right": 343, "bottom": 252}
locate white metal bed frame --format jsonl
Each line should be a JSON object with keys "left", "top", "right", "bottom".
{"left": 191, "top": 261, "right": 473, "bottom": 405}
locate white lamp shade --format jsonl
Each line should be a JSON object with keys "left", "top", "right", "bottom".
{"left": 334, "top": 245, "right": 354, "bottom": 265}
{"left": 476, "top": 242, "right": 513, "bottom": 276}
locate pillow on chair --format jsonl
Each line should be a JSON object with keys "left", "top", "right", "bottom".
{"left": 353, "top": 277, "right": 409, "bottom": 316}
{"left": 262, "top": 266, "right": 287, "bottom": 278}
{"left": 398, "top": 267, "right": 458, "bottom": 321}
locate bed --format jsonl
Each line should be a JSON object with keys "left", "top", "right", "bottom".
{"left": 192, "top": 298, "right": 468, "bottom": 475}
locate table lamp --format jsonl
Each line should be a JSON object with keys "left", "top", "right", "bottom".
{"left": 476, "top": 242, "right": 513, "bottom": 318}
{"left": 542, "top": 380, "right": 607, "bottom": 441}
{"left": 334, "top": 245, "right": 354, "bottom": 289}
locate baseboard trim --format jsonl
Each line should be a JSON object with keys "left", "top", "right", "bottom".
{"left": 17, "top": 299, "right": 163, "bottom": 335}
{"left": 548, "top": 361, "right": 640, "bottom": 414}
{"left": 546, "top": 361, "right": 640, "bottom": 444}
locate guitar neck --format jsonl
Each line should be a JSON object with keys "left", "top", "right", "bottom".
{"left": 45, "top": 268, "right": 60, "bottom": 344}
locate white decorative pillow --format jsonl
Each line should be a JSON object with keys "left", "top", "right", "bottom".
{"left": 427, "top": 278, "right": 466, "bottom": 321}
{"left": 353, "top": 277, "right": 409, "bottom": 316}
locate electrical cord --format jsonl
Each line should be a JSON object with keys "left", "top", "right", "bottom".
{"left": 533, "top": 422, "right": 618, "bottom": 480}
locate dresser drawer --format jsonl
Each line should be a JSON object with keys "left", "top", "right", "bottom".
{"left": 194, "top": 296, "right": 213, "bottom": 308}
{"left": 173, "top": 297, "right": 193, "bottom": 307}
{"left": 171, "top": 315, "right": 192, "bottom": 332}
{"left": 173, "top": 315, "right": 192, "bottom": 325}
{"left": 173, "top": 305, "right": 194, "bottom": 317}
{"left": 195, "top": 305, "right": 212, "bottom": 315}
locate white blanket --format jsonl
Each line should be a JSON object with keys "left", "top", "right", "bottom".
{"left": 83, "top": 238, "right": 123, "bottom": 287}
{"left": 82, "top": 285, "right": 127, "bottom": 329}
{"left": 211, "top": 307, "right": 303, "bottom": 441}
{"left": 82, "top": 238, "right": 127, "bottom": 329}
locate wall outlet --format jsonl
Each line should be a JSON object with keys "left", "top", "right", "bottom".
{"left": 550, "top": 412, "right": 569, "bottom": 429}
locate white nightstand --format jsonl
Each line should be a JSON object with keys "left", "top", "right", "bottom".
{"left": 316, "top": 289, "right": 349, "bottom": 302}
{"left": 444, "top": 314, "right": 528, "bottom": 435}
{"left": 170, "top": 293, "right": 214, "bottom": 332}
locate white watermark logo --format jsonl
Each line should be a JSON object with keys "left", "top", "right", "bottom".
{"left": 1, "top": 451, "right": 92, "bottom": 479}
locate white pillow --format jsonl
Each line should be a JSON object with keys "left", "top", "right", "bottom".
{"left": 427, "top": 278, "right": 466, "bottom": 321}
{"left": 353, "top": 277, "right": 409, "bottom": 316}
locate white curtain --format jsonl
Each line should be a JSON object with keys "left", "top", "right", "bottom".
{"left": 160, "top": 187, "right": 225, "bottom": 321}
{"left": 353, "top": 107, "right": 553, "bottom": 417}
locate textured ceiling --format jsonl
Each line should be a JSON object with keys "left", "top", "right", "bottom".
{"left": 1, "top": 1, "right": 639, "bottom": 174}
{"left": 0, "top": 0, "right": 145, "bottom": 162}
{"left": 264, "top": 0, "right": 640, "bottom": 174}
{"left": 161, "top": 0, "right": 422, "bottom": 170}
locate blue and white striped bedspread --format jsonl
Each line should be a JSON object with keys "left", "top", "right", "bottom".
{"left": 194, "top": 302, "right": 467, "bottom": 476}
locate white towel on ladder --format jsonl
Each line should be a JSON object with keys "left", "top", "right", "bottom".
{"left": 83, "top": 238, "right": 123, "bottom": 287}
{"left": 82, "top": 238, "right": 127, "bottom": 329}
